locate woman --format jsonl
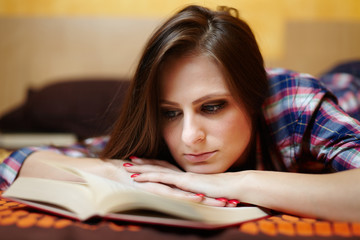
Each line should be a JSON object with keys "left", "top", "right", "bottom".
{"left": 1, "top": 5, "right": 360, "bottom": 221}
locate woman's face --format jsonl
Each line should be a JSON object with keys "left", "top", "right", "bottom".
{"left": 159, "top": 54, "right": 252, "bottom": 173}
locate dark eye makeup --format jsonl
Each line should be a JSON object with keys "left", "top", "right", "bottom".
{"left": 161, "top": 109, "right": 182, "bottom": 121}
{"left": 201, "top": 101, "right": 227, "bottom": 114}
{"left": 160, "top": 100, "right": 228, "bottom": 121}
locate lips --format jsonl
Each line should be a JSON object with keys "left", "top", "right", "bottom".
{"left": 183, "top": 151, "right": 217, "bottom": 163}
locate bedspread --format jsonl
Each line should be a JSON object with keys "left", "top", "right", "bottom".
{"left": 0, "top": 191, "right": 359, "bottom": 239}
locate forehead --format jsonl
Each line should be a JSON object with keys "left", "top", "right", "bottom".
{"left": 159, "top": 55, "right": 229, "bottom": 100}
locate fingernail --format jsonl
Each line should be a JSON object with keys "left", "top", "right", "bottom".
{"left": 131, "top": 173, "right": 140, "bottom": 178}
{"left": 123, "top": 163, "right": 134, "bottom": 167}
{"left": 215, "top": 197, "right": 228, "bottom": 203}
{"left": 228, "top": 199, "right": 240, "bottom": 205}
{"left": 195, "top": 193, "right": 205, "bottom": 198}
{"left": 129, "top": 156, "right": 140, "bottom": 160}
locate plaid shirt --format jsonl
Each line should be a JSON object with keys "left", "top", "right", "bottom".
{"left": 1, "top": 69, "right": 360, "bottom": 189}
{"left": 264, "top": 68, "right": 360, "bottom": 171}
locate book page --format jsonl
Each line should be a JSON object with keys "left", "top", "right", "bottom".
{"left": 3, "top": 177, "right": 97, "bottom": 220}
{"left": 72, "top": 169, "right": 207, "bottom": 221}
{"left": 73, "top": 169, "right": 269, "bottom": 224}
{"left": 5, "top": 164, "right": 269, "bottom": 225}
{"left": 102, "top": 188, "right": 269, "bottom": 224}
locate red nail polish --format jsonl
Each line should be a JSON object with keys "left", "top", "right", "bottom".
{"left": 195, "top": 193, "right": 205, "bottom": 198}
{"left": 129, "top": 156, "right": 138, "bottom": 160}
{"left": 228, "top": 199, "right": 240, "bottom": 205}
{"left": 123, "top": 163, "right": 134, "bottom": 167}
{"left": 215, "top": 198, "right": 228, "bottom": 203}
{"left": 131, "top": 173, "right": 140, "bottom": 178}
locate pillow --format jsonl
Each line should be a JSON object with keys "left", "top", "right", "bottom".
{"left": 323, "top": 60, "right": 360, "bottom": 78}
{"left": 0, "top": 79, "right": 130, "bottom": 140}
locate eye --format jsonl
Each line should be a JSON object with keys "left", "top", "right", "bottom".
{"left": 161, "top": 109, "right": 182, "bottom": 121}
{"left": 201, "top": 101, "right": 227, "bottom": 114}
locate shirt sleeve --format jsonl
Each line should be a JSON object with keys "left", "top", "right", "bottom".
{"left": 0, "top": 147, "right": 41, "bottom": 190}
{"left": 0, "top": 149, "right": 12, "bottom": 164}
{"left": 264, "top": 69, "right": 329, "bottom": 170}
{"left": 308, "top": 98, "right": 360, "bottom": 171}
{"left": 0, "top": 136, "right": 109, "bottom": 190}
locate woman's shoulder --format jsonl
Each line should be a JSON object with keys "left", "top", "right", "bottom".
{"left": 265, "top": 68, "right": 327, "bottom": 94}
{"left": 262, "top": 68, "right": 331, "bottom": 132}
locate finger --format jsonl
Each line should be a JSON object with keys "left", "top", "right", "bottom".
{"left": 133, "top": 178, "right": 229, "bottom": 207}
{"left": 124, "top": 163, "right": 177, "bottom": 174}
{"left": 135, "top": 182, "right": 226, "bottom": 207}
{"left": 134, "top": 172, "right": 215, "bottom": 200}
{"left": 226, "top": 202, "right": 237, "bottom": 207}
{"left": 201, "top": 197, "right": 227, "bottom": 207}
{"left": 129, "top": 156, "right": 163, "bottom": 165}
{"left": 134, "top": 182, "right": 203, "bottom": 203}
{"left": 132, "top": 172, "right": 232, "bottom": 204}
{"left": 130, "top": 157, "right": 180, "bottom": 171}
{"left": 133, "top": 172, "right": 195, "bottom": 192}
{"left": 226, "top": 199, "right": 240, "bottom": 208}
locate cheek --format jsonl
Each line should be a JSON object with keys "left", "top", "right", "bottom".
{"left": 216, "top": 111, "right": 252, "bottom": 146}
{"left": 161, "top": 124, "right": 178, "bottom": 149}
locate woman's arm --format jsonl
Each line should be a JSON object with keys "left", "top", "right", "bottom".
{"left": 17, "top": 151, "right": 205, "bottom": 203}
{"left": 238, "top": 169, "right": 360, "bottom": 222}
{"left": 18, "top": 150, "right": 129, "bottom": 183}
{"left": 125, "top": 159, "right": 360, "bottom": 222}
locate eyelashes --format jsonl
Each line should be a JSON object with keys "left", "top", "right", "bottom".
{"left": 201, "top": 101, "right": 226, "bottom": 114}
{"left": 161, "top": 101, "right": 227, "bottom": 121}
{"left": 161, "top": 109, "right": 181, "bottom": 121}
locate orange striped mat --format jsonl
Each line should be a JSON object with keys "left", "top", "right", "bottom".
{"left": 1, "top": 191, "right": 360, "bottom": 238}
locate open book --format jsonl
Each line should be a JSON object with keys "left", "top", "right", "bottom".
{"left": 3, "top": 164, "right": 269, "bottom": 229}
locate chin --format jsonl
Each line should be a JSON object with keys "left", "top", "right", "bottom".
{"left": 183, "top": 164, "right": 225, "bottom": 174}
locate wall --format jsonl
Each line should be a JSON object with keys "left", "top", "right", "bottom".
{"left": 1, "top": 0, "right": 359, "bottom": 60}
{"left": 0, "top": 0, "right": 360, "bottom": 116}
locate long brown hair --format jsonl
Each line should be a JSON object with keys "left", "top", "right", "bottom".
{"left": 102, "top": 5, "right": 268, "bottom": 161}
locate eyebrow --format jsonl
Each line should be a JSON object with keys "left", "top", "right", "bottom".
{"left": 160, "top": 93, "right": 231, "bottom": 106}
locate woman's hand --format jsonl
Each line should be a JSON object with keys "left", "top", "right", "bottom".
{"left": 20, "top": 151, "right": 238, "bottom": 207}
{"left": 123, "top": 157, "right": 241, "bottom": 207}
{"left": 19, "top": 151, "right": 206, "bottom": 204}
{"left": 123, "top": 157, "right": 360, "bottom": 221}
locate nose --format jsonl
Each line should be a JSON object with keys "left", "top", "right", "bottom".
{"left": 181, "top": 114, "right": 206, "bottom": 146}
